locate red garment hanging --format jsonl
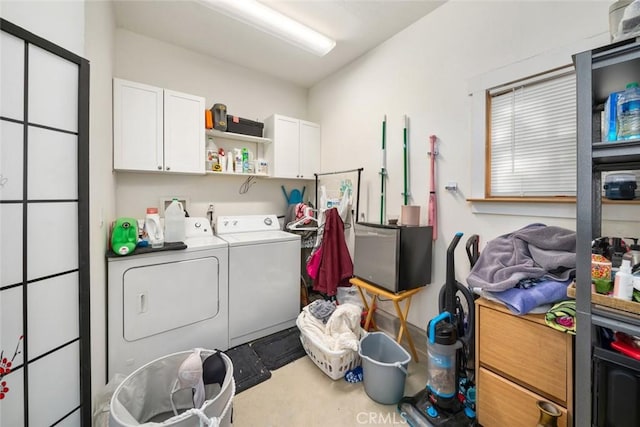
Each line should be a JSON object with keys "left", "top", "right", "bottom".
{"left": 312, "top": 208, "right": 353, "bottom": 296}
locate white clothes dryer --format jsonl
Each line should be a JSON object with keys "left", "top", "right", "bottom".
{"left": 107, "top": 218, "right": 229, "bottom": 378}
{"left": 216, "top": 215, "right": 301, "bottom": 347}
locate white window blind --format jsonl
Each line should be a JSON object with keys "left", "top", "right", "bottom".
{"left": 489, "top": 67, "right": 576, "bottom": 197}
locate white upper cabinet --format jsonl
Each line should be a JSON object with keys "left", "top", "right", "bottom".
{"left": 299, "top": 120, "right": 320, "bottom": 179}
{"left": 113, "top": 78, "right": 205, "bottom": 174}
{"left": 264, "top": 114, "right": 320, "bottom": 179}
{"left": 163, "top": 89, "right": 205, "bottom": 173}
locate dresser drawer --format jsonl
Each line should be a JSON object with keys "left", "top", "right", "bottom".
{"left": 478, "top": 367, "right": 568, "bottom": 427}
{"left": 478, "top": 302, "right": 569, "bottom": 404}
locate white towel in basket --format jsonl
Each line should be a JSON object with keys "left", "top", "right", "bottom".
{"left": 298, "top": 302, "right": 362, "bottom": 352}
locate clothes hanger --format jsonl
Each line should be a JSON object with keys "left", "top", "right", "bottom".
{"left": 287, "top": 206, "right": 319, "bottom": 231}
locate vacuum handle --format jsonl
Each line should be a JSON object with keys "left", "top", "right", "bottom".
{"left": 445, "top": 232, "right": 463, "bottom": 314}
{"left": 428, "top": 312, "right": 452, "bottom": 344}
{"left": 466, "top": 234, "right": 480, "bottom": 267}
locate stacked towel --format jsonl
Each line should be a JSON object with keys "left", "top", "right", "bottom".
{"left": 467, "top": 223, "right": 576, "bottom": 292}
{"left": 487, "top": 279, "right": 572, "bottom": 315}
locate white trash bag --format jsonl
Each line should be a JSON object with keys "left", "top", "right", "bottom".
{"left": 109, "top": 349, "right": 234, "bottom": 427}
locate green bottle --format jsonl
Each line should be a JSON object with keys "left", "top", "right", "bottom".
{"left": 242, "top": 148, "right": 249, "bottom": 173}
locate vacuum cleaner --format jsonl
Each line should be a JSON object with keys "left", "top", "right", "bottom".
{"left": 398, "top": 232, "right": 478, "bottom": 427}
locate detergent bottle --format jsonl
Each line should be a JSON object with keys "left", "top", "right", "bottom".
{"left": 144, "top": 207, "right": 164, "bottom": 248}
{"left": 164, "top": 199, "right": 186, "bottom": 243}
{"left": 111, "top": 217, "right": 138, "bottom": 255}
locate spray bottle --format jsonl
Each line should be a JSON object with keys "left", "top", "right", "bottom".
{"left": 613, "top": 257, "right": 634, "bottom": 300}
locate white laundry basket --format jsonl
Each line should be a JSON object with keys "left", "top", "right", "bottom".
{"left": 109, "top": 349, "right": 234, "bottom": 427}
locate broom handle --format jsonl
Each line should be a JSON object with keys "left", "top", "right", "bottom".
{"left": 403, "top": 115, "right": 408, "bottom": 205}
{"left": 429, "top": 135, "right": 436, "bottom": 193}
{"left": 429, "top": 135, "right": 437, "bottom": 240}
{"left": 380, "top": 115, "right": 386, "bottom": 224}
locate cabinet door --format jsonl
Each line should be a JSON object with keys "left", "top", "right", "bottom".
{"left": 113, "top": 79, "right": 163, "bottom": 172}
{"left": 163, "top": 89, "right": 205, "bottom": 174}
{"left": 299, "top": 120, "right": 320, "bottom": 179}
{"left": 271, "top": 115, "right": 300, "bottom": 178}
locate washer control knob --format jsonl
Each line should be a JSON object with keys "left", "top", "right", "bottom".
{"left": 223, "top": 221, "right": 228, "bottom": 226}
{"left": 264, "top": 217, "right": 273, "bottom": 226}
{"left": 194, "top": 221, "right": 201, "bottom": 228}
{"left": 233, "top": 220, "right": 238, "bottom": 226}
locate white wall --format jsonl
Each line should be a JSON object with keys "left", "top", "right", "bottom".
{"left": 113, "top": 29, "right": 311, "bottom": 220}
{"left": 308, "top": 1, "right": 617, "bottom": 327}
{"left": 84, "top": 0, "right": 116, "bottom": 407}
{"left": 0, "top": 0, "right": 85, "bottom": 57}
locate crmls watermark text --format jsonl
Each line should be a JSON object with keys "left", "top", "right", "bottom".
{"left": 356, "top": 411, "right": 408, "bottom": 425}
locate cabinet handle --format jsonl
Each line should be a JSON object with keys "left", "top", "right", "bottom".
{"left": 166, "top": 166, "right": 170, "bottom": 171}
{"left": 157, "top": 166, "right": 162, "bottom": 170}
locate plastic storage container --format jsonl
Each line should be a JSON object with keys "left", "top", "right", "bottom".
{"left": 164, "top": 199, "right": 186, "bottom": 243}
{"left": 617, "top": 82, "right": 640, "bottom": 140}
{"left": 226, "top": 115, "right": 264, "bottom": 137}
{"left": 144, "top": 207, "right": 164, "bottom": 248}
{"left": 358, "top": 332, "right": 411, "bottom": 404}
{"left": 603, "top": 173, "right": 637, "bottom": 200}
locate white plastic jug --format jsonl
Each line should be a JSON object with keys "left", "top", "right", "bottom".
{"left": 144, "top": 207, "right": 164, "bottom": 248}
{"left": 164, "top": 199, "right": 185, "bottom": 243}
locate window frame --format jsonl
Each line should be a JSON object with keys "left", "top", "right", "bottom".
{"left": 484, "top": 64, "right": 578, "bottom": 200}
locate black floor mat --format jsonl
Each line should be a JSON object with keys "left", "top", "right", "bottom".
{"left": 224, "top": 344, "right": 271, "bottom": 394}
{"left": 250, "top": 326, "right": 306, "bottom": 371}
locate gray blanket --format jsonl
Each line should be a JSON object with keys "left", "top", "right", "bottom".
{"left": 466, "top": 223, "right": 576, "bottom": 292}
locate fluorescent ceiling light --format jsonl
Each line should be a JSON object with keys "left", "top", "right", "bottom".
{"left": 199, "top": 0, "right": 336, "bottom": 56}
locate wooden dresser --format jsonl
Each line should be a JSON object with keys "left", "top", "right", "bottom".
{"left": 475, "top": 298, "right": 573, "bottom": 427}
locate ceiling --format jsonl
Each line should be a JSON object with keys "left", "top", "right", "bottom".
{"left": 113, "top": 1, "right": 445, "bottom": 88}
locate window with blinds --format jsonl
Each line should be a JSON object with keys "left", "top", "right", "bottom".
{"left": 488, "top": 66, "right": 576, "bottom": 197}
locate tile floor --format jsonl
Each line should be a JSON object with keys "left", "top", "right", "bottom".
{"left": 232, "top": 349, "right": 428, "bottom": 427}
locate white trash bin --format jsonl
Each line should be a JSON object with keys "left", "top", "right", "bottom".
{"left": 109, "top": 349, "right": 234, "bottom": 427}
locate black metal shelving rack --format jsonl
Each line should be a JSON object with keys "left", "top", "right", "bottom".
{"left": 574, "top": 37, "right": 640, "bottom": 427}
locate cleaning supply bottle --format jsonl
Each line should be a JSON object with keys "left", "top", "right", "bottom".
{"left": 617, "top": 81, "right": 640, "bottom": 140}
{"left": 144, "top": 207, "right": 164, "bottom": 248}
{"left": 164, "top": 198, "right": 186, "bottom": 243}
{"left": 613, "top": 258, "right": 634, "bottom": 300}
{"left": 242, "top": 148, "right": 249, "bottom": 173}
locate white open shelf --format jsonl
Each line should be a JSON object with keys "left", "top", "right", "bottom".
{"left": 206, "top": 129, "right": 271, "bottom": 144}
{"left": 205, "top": 170, "right": 270, "bottom": 178}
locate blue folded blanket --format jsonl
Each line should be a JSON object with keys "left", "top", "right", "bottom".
{"left": 486, "top": 278, "right": 572, "bottom": 315}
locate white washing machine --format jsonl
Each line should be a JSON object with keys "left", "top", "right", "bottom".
{"left": 216, "top": 214, "right": 301, "bottom": 347}
{"left": 107, "top": 218, "right": 229, "bottom": 378}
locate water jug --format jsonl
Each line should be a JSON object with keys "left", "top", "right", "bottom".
{"left": 144, "top": 207, "right": 164, "bottom": 248}
{"left": 617, "top": 82, "right": 640, "bottom": 140}
{"left": 164, "top": 199, "right": 185, "bottom": 243}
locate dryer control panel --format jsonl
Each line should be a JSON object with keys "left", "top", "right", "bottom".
{"left": 216, "top": 214, "right": 280, "bottom": 234}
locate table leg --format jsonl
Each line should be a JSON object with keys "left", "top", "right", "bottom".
{"left": 393, "top": 297, "right": 419, "bottom": 362}
{"left": 357, "top": 287, "right": 379, "bottom": 331}
{"left": 356, "top": 286, "right": 369, "bottom": 312}
{"left": 364, "top": 295, "right": 379, "bottom": 331}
